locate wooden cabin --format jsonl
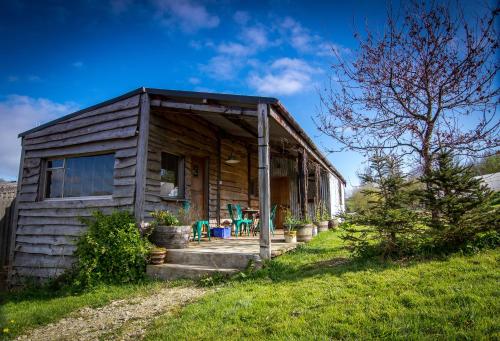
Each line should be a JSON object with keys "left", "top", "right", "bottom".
{"left": 8, "top": 88, "right": 345, "bottom": 283}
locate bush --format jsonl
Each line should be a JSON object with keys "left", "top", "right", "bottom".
{"left": 71, "top": 211, "right": 152, "bottom": 289}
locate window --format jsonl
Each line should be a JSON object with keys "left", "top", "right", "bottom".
{"left": 44, "top": 154, "right": 115, "bottom": 199}
{"left": 160, "top": 152, "right": 184, "bottom": 198}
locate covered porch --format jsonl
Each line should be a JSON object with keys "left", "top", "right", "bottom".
{"left": 147, "top": 231, "right": 299, "bottom": 280}
{"left": 136, "top": 89, "right": 345, "bottom": 262}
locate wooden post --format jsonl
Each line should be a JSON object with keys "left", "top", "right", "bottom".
{"left": 216, "top": 136, "right": 221, "bottom": 226}
{"left": 314, "top": 163, "right": 321, "bottom": 208}
{"left": 247, "top": 144, "right": 251, "bottom": 208}
{"left": 258, "top": 103, "right": 271, "bottom": 260}
{"left": 298, "top": 148, "right": 308, "bottom": 219}
{"left": 7, "top": 139, "right": 25, "bottom": 285}
{"left": 134, "top": 90, "right": 150, "bottom": 223}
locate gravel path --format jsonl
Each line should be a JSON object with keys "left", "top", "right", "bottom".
{"left": 16, "top": 286, "right": 206, "bottom": 341}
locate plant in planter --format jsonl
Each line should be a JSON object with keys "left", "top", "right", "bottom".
{"left": 314, "top": 202, "right": 330, "bottom": 233}
{"left": 150, "top": 208, "right": 193, "bottom": 249}
{"left": 296, "top": 215, "right": 314, "bottom": 242}
{"left": 283, "top": 209, "right": 298, "bottom": 243}
{"left": 149, "top": 246, "right": 167, "bottom": 265}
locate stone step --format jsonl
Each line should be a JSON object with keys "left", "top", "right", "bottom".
{"left": 166, "top": 250, "right": 259, "bottom": 269}
{"left": 147, "top": 263, "right": 240, "bottom": 281}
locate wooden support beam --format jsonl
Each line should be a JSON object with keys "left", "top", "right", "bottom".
{"left": 314, "top": 163, "right": 321, "bottom": 208}
{"left": 216, "top": 136, "right": 222, "bottom": 226}
{"left": 223, "top": 115, "right": 259, "bottom": 138}
{"left": 134, "top": 91, "right": 150, "bottom": 223}
{"left": 151, "top": 100, "right": 257, "bottom": 116}
{"left": 247, "top": 145, "right": 252, "bottom": 207}
{"left": 298, "top": 148, "right": 308, "bottom": 219}
{"left": 258, "top": 103, "right": 271, "bottom": 260}
{"left": 269, "top": 107, "right": 331, "bottom": 173}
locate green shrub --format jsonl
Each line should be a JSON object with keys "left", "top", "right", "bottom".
{"left": 71, "top": 211, "right": 152, "bottom": 289}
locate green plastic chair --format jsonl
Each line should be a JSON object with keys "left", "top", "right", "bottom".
{"left": 192, "top": 220, "right": 210, "bottom": 243}
{"left": 256, "top": 204, "right": 277, "bottom": 236}
{"left": 227, "top": 204, "right": 252, "bottom": 237}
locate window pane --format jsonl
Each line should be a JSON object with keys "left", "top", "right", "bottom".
{"left": 63, "top": 154, "right": 114, "bottom": 197}
{"left": 160, "top": 152, "right": 183, "bottom": 197}
{"left": 45, "top": 169, "right": 64, "bottom": 198}
{"left": 47, "top": 159, "right": 63, "bottom": 168}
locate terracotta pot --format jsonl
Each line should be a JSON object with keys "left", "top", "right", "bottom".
{"left": 150, "top": 249, "right": 166, "bottom": 265}
{"left": 151, "top": 225, "right": 191, "bottom": 249}
{"left": 296, "top": 224, "right": 313, "bottom": 242}
{"left": 284, "top": 231, "right": 297, "bottom": 243}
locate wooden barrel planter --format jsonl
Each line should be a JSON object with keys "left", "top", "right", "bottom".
{"left": 316, "top": 221, "right": 329, "bottom": 233}
{"left": 296, "top": 224, "right": 313, "bottom": 242}
{"left": 151, "top": 225, "right": 191, "bottom": 249}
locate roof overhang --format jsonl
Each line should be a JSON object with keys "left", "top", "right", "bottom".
{"left": 18, "top": 87, "right": 346, "bottom": 184}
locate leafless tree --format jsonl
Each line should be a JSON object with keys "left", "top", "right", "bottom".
{"left": 316, "top": 1, "right": 499, "bottom": 176}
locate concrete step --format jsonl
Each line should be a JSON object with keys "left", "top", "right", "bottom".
{"left": 166, "top": 250, "right": 259, "bottom": 269}
{"left": 147, "top": 263, "right": 240, "bottom": 281}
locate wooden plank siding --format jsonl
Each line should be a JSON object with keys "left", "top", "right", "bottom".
{"left": 11, "top": 94, "right": 141, "bottom": 282}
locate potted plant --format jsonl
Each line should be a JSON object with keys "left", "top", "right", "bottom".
{"left": 150, "top": 208, "right": 193, "bottom": 249}
{"left": 283, "top": 209, "right": 297, "bottom": 243}
{"left": 149, "top": 246, "right": 167, "bottom": 265}
{"left": 296, "top": 215, "right": 314, "bottom": 242}
{"left": 314, "top": 202, "right": 330, "bottom": 233}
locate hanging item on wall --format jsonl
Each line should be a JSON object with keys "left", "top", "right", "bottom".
{"left": 193, "top": 165, "right": 199, "bottom": 177}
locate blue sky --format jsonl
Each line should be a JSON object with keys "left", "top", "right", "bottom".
{"left": 1, "top": 0, "right": 394, "bottom": 189}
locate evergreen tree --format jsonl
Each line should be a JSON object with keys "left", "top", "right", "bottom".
{"left": 342, "top": 154, "right": 422, "bottom": 258}
{"left": 419, "top": 152, "right": 499, "bottom": 250}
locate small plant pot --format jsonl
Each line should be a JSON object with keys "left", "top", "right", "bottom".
{"left": 296, "top": 224, "right": 314, "bottom": 242}
{"left": 328, "top": 219, "right": 339, "bottom": 230}
{"left": 284, "top": 231, "right": 297, "bottom": 243}
{"left": 151, "top": 225, "right": 191, "bottom": 249}
{"left": 316, "top": 221, "right": 329, "bottom": 233}
{"left": 150, "top": 248, "right": 167, "bottom": 265}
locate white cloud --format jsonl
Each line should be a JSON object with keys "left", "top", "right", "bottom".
{"left": 153, "top": 0, "right": 219, "bottom": 33}
{"left": 7, "top": 75, "right": 19, "bottom": 82}
{"left": 0, "top": 95, "right": 78, "bottom": 179}
{"left": 241, "top": 25, "right": 268, "bottom": 48}
{"left": 216, "top": 42, "right": 250, "bottom": 57}
{"left": 248, "top": 58, "right": 321, "bottom": 96}
{"left": 200, "top": 55, "right": 243, "bottom": 80}
{"left": 233, "top": 11, "right": 250, "bottom": 26}
{"left": 72, "top": 61, "right": 84, "bottom": 68}
{"left": 188, "top": 77, "right": 201, "bottom": 84}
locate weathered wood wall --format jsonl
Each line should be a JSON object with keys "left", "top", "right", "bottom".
{"left": 144, "top": 109, "right": 255, "bottom": 224}
{"left": 144, "top": 110, "right": 219, "bottom": 221}
{"left": 11, "top": 94, "right": 142, "bottom": 282}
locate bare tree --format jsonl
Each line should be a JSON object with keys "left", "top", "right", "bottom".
{"left": 316, "top": 1, "right": 499, "bottom": 176}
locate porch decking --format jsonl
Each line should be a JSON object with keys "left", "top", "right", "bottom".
{"left": 147, "top": 232, "right": 299, "bottom": 280}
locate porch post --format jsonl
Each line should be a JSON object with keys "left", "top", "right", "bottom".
{"left": 298, "top": 148, "right": 308, "bottom": 219}
{"left": 258, "top": 103, "right": 271, "bottom": 260}
{"left": 134, "top": 89, "right": 150, "bottom": 223}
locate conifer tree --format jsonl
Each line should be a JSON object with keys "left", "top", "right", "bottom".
{"left": 419, "top": 152, "right": 499, "bottom": 249}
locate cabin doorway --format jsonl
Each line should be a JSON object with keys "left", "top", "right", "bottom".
{"left": 190, "top": 156, "right": 208, "bottom": 220}
{"left": 271, "top": 176, "right": 290, "bottom": 229}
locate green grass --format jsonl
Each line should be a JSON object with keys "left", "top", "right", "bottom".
{"left": 0, "top": 280, "right": 174, "bottom": 339}
{"left": 145, "top": 231, "right": 500, "bottom": 340}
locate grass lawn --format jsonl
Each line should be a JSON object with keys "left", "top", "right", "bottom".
{"left": 145, "top": 231, "right": 500, "bottom": 340}
{"left": 0, "top": 280, "right": 172, "bottom": 339}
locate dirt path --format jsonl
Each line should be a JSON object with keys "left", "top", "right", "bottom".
{"left": 15, "top": 286, "right": 206, "bottom": 341}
